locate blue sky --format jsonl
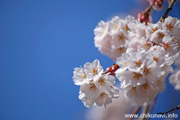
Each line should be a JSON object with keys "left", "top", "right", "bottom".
{"left": 0, "top": 0, "right": 180, "bottom": 120}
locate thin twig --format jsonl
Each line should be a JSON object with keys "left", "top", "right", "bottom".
{"left": 160, "top": 0, "right": 177, "bottom": 22}
{"left": 157, "top": 104, "right": 180, "bottom": 115}
{"left": 129, "top": 105, "right": 141, "bottom": 120}
{"left": 144, "top": 4, "right": 153, "bottom": 14}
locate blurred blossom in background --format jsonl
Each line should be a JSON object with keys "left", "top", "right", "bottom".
{"left": 0, "top": 0, "right": 180, "bottom": 120}
{"left": 85, "top": 90, "right": 135, "bottom": 120}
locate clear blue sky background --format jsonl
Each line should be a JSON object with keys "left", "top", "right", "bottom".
{"left": 0, "top": 0, "right": 180, "bottom": 120}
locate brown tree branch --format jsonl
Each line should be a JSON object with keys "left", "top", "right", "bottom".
{"left": 160, "top": 0, "right": 177, "bottom": 22}
{"left": 144, "top": 4, "right": 153, "bottom": 14}
{"left": 157, "top": 104, "right": 180, "bottom": 115}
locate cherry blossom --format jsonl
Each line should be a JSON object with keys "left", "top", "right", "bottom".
{"left": 74, "top": 14, "right": 180, "bottom": 107}
{"left": 169, "top": 70, "right": 180, "bottom": 90}
{"left": 73, "top": 59, "right": 119, "bottom": 107}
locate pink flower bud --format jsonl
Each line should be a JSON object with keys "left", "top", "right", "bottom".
{"left": 105, "top": 64, "right": 119, "bottom": 76}
{"left": 154, "top": 0, "right": 163, "bottom": 10}
{"left": 106, "top": 67, "right": 112, "bottom": 72}
{"left": 138, "top": 12, "right": 151, "bottom": 25}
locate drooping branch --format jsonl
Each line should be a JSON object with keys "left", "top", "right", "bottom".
{"left": 157, "top": 104, "right": 180, "bottom": 115}
{"left": 160, "top": 0, "right": 177, "bottom": 22}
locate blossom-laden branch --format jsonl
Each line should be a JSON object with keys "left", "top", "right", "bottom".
{"left": 157, "top": 104, "right": 180, "bottom": 115}
{"left": 160, "top": 0, "right": 177, "bottom": 22}
{"left": 74, "top": 13, "right": 180, "bottom": 108}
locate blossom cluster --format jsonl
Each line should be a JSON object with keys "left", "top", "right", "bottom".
{"left": 170, "top": 70, "right": 180, "bottom": 90}
{"left": 73, "top": 15, "right": 180, "bottom": 107}
{"left": 94, "top": 15, "right": 180, "bottom": 103}
{"left": 73, "top": 59, "right": 119, "bottom": 107}
{"left": 94, "top": 16, "right": 138, "bottom": 61}
{"left": 94, "top": 16, "right": 180, "bottom": 61}
{"left": 169, "top": 51, "right": 180, "bottom": 90}
{"left": 116, "top": 50, "right": 170, "bottom": 102}
{"left": 86, "top": 90, "right": 133, "bottom": 120}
